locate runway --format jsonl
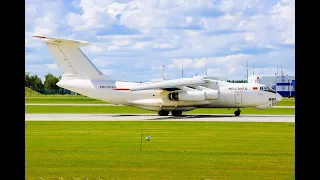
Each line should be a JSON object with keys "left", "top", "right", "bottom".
{"left": 25, "top": 113, "right": 295, "bottom": 122}
{"left": 25, "top": 103, "right": 120, "bottom": 106}
{"left": 25, "top": 103, "right": 295, "bottom": 108}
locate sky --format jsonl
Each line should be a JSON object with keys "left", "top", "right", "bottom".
{"left": 25, "top": 0, "right": 295, "bottom": 82}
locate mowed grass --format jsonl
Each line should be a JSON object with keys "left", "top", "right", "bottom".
{"left": 25, "top": 87, "right": 42, "bottom": 97}
{"left": 25, "top": 96, "right": 294, "bottom": 106}
{"left": 276, "top": 99, "right": 295, "bottom": 106}
{"left": 26, "top": 121, "right": 295, "bottom": 180}
{"left": 25, "top": 96, "right": 108, "bottom": 104}
{"left": 25, "top": 105, "right": 295, "bottom": 114}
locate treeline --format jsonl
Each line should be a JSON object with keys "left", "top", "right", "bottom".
{"left": 227, "top": 80, "right": 248, "bottom": 83}
{"left": 25, "top": 72, "right": 73, "bottom": 94}
{"left": 26, "top": 72, "right": 248, "bottom": 94}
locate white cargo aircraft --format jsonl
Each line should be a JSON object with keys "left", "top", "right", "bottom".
{"left": 33, "top": 36, "right": 283, "bottom": 116}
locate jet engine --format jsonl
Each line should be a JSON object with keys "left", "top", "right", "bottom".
{"left": 168, "top": 90, "right": 219, "bottom": 101}
{"left": 202, "top": 90, "right": 219, "bottom": 100}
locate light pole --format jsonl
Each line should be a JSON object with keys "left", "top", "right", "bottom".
{"left": 288, "top": 79, "right": 290, "bottom": 98}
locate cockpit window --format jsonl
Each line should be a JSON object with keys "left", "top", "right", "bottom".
{"left": 260, "top": 86, "right": 276, "bottom": 93}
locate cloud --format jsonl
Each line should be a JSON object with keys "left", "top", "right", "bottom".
{"left": 213, "top": 54, "right": 252, "bottom": 65}
{"left": 100, "top": 69, "right": 113, "bottom": 75}
{"left": 25, "top": 53, "right": 46, "bottom": 62}
{"left": 269, "top": 0, "right": 295, "bottom": 44}
{"left": 91, "top": 57, "right": 113, "bottom": 67}
{"left": 111, "top": 39, "right": 132, "bottom": 46}
{"left": 108, "top": 45, "right": 120, "bottom": 51}
{"left": 25, "top": 64, "right": 62, "bottom": 81}
{"left": 218, "top": 0, "right": 261, "bottom": 13}
{"left": 167, "top": 54, "right": 252, "bottom": 70}
{"left": 25, "top": 0, "right": 295, "bottom": 82}
{"left": 151, "top": 65, "right": 164, "bottom": 70}
{"left": 152, "top": 43, "right": 175, "bottom": 49}
{"left": 251, "top": 67, "right": 295, "bottom": 76}
{"left": 66, "top": 0, "right": 119, "bottom": 31}
{"left": 86, "top": 44, "right": 103, "bottom": 53}
{"left": 45, "top": 63, "right": 58, "bottom": 70}
{"left": 168, "top": 57, "right": 207, "bottom": 69}
{"left": 33, "top": 14, "right": 59, "bottom": 36}
{"left": 226, "top": 64, "right": 238, "bottom": 74}
{"left": 132, "top": 42, "right": 151, "bottom": 49}
{"left": 207, "top": 68, "right": 224, "bottom": 77}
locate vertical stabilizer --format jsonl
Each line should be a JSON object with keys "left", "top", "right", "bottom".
{"left": 33, "top": 36, "right": 112, "bottom": 80}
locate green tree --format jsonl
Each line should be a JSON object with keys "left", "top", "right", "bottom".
{"left": 27, "top": 74, "right": 43, "bottom": 91}
{"left": 227, "top": 80, "right": 247, "bottom": 83}
{"left": 25, "top": 72, "right": 31, "bottom": 87}
{"left": 44, "top": 74, "right": 60, "bottom": 92}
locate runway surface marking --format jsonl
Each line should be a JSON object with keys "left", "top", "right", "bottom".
{"left": 25, "top": 113, "right": 295, "bottom": 122}
{"left": 25, "top": 104, "right": 295, "bottom": 108}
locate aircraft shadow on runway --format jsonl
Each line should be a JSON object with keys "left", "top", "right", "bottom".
{"left": 105, "top": 114, "right": 232, "bottom": 120}
{"left": 148, "top": 114, "right": 234, "bottom": 120}
{"left": 104, "top": 114, "right": 293, "bottom": 121}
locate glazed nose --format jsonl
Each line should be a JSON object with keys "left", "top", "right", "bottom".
{"left": 276, "top": 93, "right": 283, "bottom": 101}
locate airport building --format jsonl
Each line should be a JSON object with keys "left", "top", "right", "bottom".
{"left": 248, "top": 75, "right": 295, "bottom": 97}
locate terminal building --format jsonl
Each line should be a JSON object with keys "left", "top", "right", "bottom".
{"left": 248, "top": 75, "right": 295, "bottom": 97}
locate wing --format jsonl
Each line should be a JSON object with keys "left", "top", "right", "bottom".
{"left": 130, "top": 77, "right": 209, "bottom": 91}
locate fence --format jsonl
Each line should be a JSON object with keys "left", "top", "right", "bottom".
{"left": 25, "top": 88, "right": 82, "bottom": 97}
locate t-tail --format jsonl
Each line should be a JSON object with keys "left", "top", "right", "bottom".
{"left": 33, "top": 36, "right": 112, "bottom": 80}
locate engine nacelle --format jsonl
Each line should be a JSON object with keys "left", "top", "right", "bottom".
{"left": 255, "top": 104, "right": 272, "bottom": 110}
{"left": 203, "top": 90, "right": 219, "bottom": 100}
{"left": 168, "top": 91, "right": 205, "bottom": 101}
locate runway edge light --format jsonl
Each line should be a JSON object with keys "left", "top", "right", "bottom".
{"left": 140, "top": 134, "right": 150, "bottom": 151}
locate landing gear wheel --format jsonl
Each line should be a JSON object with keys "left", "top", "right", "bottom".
{"left": 172, "top": 110, "right": 182, "bottom": 116}
{"left": 158, "top": 110, "right": 169, "bottom": 116}
{"left": 234, "top": 108, "right": 241, "bottom": 116}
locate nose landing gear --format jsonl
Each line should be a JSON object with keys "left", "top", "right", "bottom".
{"left": 234, "top": 108, "right": 241, "bottom": 116}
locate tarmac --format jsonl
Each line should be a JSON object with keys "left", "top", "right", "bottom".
{"left": 25, "top": 113, "right": 295, "bottom": 122}
{"left": 25, "top": 104, "right": 295, "bottom": 108}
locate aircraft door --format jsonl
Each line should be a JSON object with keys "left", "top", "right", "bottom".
{"left": 235, "top": 92, "right": 242, "bottom": 104}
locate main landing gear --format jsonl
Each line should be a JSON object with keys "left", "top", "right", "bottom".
{"left": 171, "top": 110, "right": 182, "bottom": 116}
{"left": 234, "top": 108, "right": 241, "bottom": 116}
{"left": 158, "top": 110, "right": 169, "bottom": 116}
{"left": 158, "top": 110, "right": 183, "bottom": 116}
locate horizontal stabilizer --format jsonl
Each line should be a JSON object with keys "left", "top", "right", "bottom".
{"left": 33, "top": 36, "right": 90, "bottom": 46}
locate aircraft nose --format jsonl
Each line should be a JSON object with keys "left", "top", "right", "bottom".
{"left": 276, "top": 93, "right": 283, "bottom": 101}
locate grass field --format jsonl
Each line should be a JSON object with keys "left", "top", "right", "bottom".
{"left": 26, "top": 121, "right": 295, "bottom": 180}
{"left": 25, "top": 87, "right": 42, "bottom": 97}
{"left": 25, "top": 96, "right": 108, "bottom": 104}
{"left": 25, "top": 96, "right": 295, "bottom": 106}
{"left": 25, "top": 105, "right": 295, "bottom": 114}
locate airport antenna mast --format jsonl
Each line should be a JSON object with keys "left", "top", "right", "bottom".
{"left": 182, "top": 59, "right": 184, "bottom": 78}
{"left": 281, "top": 60, "right": 285, "bottom": 91}
{"left": 162, "top": 65, "right": 165, "bottom": 80}
{"left": 205, "top": 59, "right": 208, "bottom": 76}
{"left": 253, "top": 63, "right": 254, "bottom": 75}
{"left": 246, "top": 60, "right": 248, "bottom": 82}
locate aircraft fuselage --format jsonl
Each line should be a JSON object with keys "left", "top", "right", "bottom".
{"left": 57, "top": 76, "right": 282, "bottom": 112}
